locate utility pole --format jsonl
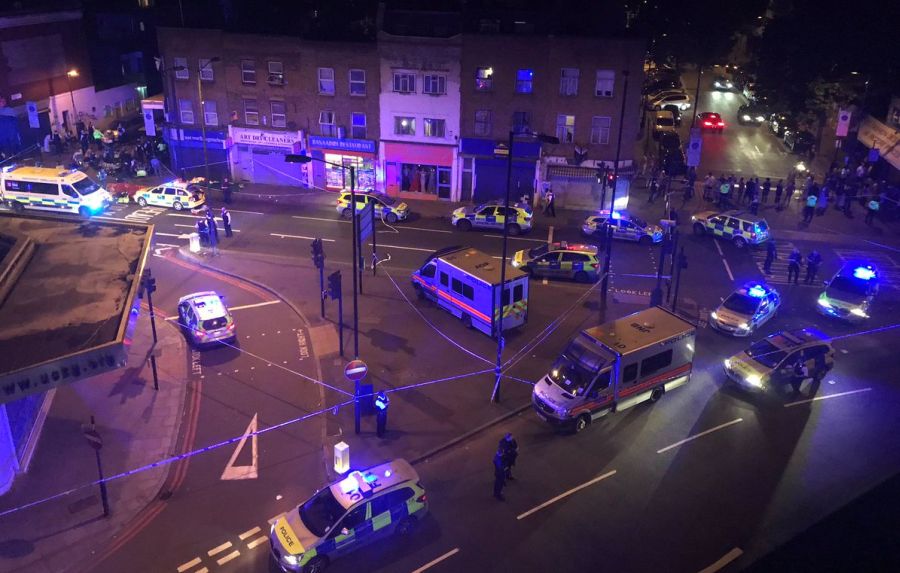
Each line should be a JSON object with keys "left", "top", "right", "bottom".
{"left": 601, "top": 69, "right": 630, "bottom": 311}
{"left": 142, "top": 270, "right": 159, "bottom": 391}
{"left": 689, "top": 65, "right": 703, "bottom": 130}
{"left": 349, "top": 165, "right": 360, "bottom": 358}
{"left": 672, "top": 247, "right": 688, "bottom": 313}
{"left": 491, "top": 129, "right": 516, "bottom": 404}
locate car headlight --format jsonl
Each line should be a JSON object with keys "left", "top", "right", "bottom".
{"left": 710, "top": 311, "right": 718, "bottom": 320}
{"left": 745, "top": 374, "right": 762, "bottom": 387}
{"left": 284, "top": 554, "right": 300, "bottom": 565}
{"left": 756, "top": 116, "right": 765, "bottom": 122}
{"left": 737, "top": 322, "right": 749, "bottom": 331}
{"left": 511, "top": 260, "right": 521, "bottom": 268}
{"left": 850, "top": 307, "right": 868, "bottom": 317}
{"left": 724, "top": 358, "right": 732, "bottom": 369}
{"left": 817, "top": 296, "right": 832, "bottom": 309}
{"left": 742, "top": 114, "right": 751, "bottom": 121}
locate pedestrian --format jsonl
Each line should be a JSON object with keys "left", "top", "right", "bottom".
{"left": 865, "top": 198, "right": 880, "bottom": 225}
{"left": 764, "top": 240, "right": 777, "bottom": 275}
{"left": 703, "top": 173, "right": 715, "bottom": 201}
{"left": 150, "top": 156, "right": 161, "bottom": 176}
{"left": 735, "top": 177, "right": 746, "bottom": 203}
{"left": 774, "top": 179, "right": 784, "bottom": 209}
{"left": 761, "top": 178, "right": 771, "bottom": 204}
{"left": 817, "top": 185, "right": 829, "bottom": 215}
{"left": 803, "top": 193, "right": 817, "bottom": 224}
{"left": 222, "top": 176, "right": 233, "bottom": 204}
{"left": 718, "top": 179, "right": 731, "bottom": 209}
{"left": 221, "top": 207, "right": 233, "bottom": 238}
{"left": 648, "top": 177, "right": 659, "bottom": 203}
{"left": 196, "top": 218, "right": 209, "bottom": 246}
{"left": 787, "top": 249, "right": 802, "bottom": 285}
{"left": 744, "top": 177, "right": 756, "bottom": 205}
{"left": 493, "top": 447, "right": 507, "bottom": 501}
{"left": 805, "top": 250, "right": 822, "bottom": 284}
{"left": 544, "top": 188, "right": 556, "bottom": 217}
{"left": 499, "top": 433, "right": 518, "bottom": 480}
{"left": 207, "top": 211, "right": 219, "bottom": 242}
{"left": 750, "top": 189, "right": 760, "bottom": 215}
{"left": 790, "top": 359, "right": 809, "bottom": 395}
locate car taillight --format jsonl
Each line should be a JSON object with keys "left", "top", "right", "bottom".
{"left": 227, "top": 323, "right": 235, "bottom": 330}
{"left": 590, "top": 262, "right": 599, "bottom": 269}
{"left": 718, "top": 122, "right": 725, "bottom": 127}
{"left": 417, "top": 493, "right": 427, "bottom": 503}
{"left": 704, "top": 121, "right": 712, "bottom": 126}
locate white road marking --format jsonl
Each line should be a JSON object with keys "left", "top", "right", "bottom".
{"left": 195, "top": 569, "right": 208, "bottom": 573}
{"left": 517, "top": 470, "right": 617, "bottom": 520}
{"left": 784, "top": 387, "right": 872, "bottom": 408}
{"left": 155, "top": 242, "right": 182, "bottom": 248}
{"left": 174, "top": 223, "right": 241, "bottom": 232}
{"left": 292, "top": 215, "right": 349, "bottom": 224}
{"left": 754, "top": 145, "right": 761, "bottom": 154}
{"left": 246, "top": 535, "right": 268, "bottom": 550}
{"left": 216, "top": 550, "right": 240, "bottom": 566}
{"left": 227, "top": 209, "right": 264, "bottom": 215}
{"left": 155, "top": 232, "right": 189, "bottom": 239}
{"left": 396, "top": 226, "right": 453, "bottom": 234}
{"left": 657, "top": 418, "right": 743, "bottom": 454}
{"left": 229, "top": 300, "right": 281, "bottom": 312}
{"left": 379, "top": 243, "right": 436, "bottom": 253}
{"left": 411, "top": 548, "right": 460, "bottom": 573}
{"left": 207, "top": 541, "right": 233, "bottom": 556}
{"left": 721, "top": 258, "right": 735, "bottom": 281}
{"left": 221, "top": 414, "right": 258, "bottom": 480}
{"left": 166, "top": 213, "right": 207, "bottom": 219}
{"left": 483, "top": 234, "right": 546, "bottom": 243}
{"left": 176, "top": 557, "right": 201, "bottom": 572}
{"left": 547, "top": 225, "right": 554, "bottom": 244}
{"left": 238, "top": 526, "right": 262, "bottom": 540}
{"left": 270, "top": 233, "right": 336, "bottom": 241}
{"left": 714, "top": 240, "right": 724, "bottom": 256}
{"left": 698, "top": 547, "right": 743, "bottom": 573}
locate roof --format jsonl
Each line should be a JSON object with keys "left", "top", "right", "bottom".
{"left": 582, "top": 306, "right": 695, "bottom": 356}
{"left": 721, "top": 210, "right": 767, "bottom": 223}
{"left": 440, "top": 247, "right": 526, "bottom": 285}
{"left": 330, "top": 459, "right": 418, "bottom": 510}
{"left": 182, "top": 292, "right": 229, "bottom": 320}
{"left": 775, "top": 328, "right": 830, "bottom": 349}
{"left": 550, "top": 242, "right": 598, "bottom": 254}
{"left": 2, "top": 166, "right": 90, "bottom": 184}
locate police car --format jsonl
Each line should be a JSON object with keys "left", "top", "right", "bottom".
{"left": 582, "top": 210, "right": 664, "bottom": 245}
{"left": 709, "top": 282, "right": 781, "bottom": 336}
{"left": 269, "top": 459, "right": 428, "bottom": 573}
{"left": 512, "top": 242, "right": 601, "bottom": 282}
{"left": 691, "top": 209, "right": 770, "bottom": 248}
{"left": 817, "top": 262, "right": 879, "bottom": 321}
{"left": 723, "top": 328, "right": 834, "bottom": 392}
{"left": 450, "top": 201, "right": 533, "bottom": 235}
{"left": 177, "top": 291, "right": 236, "bottom": 347}
{"left": 135, "top": 181, "right": 205, "bottom": 211}
{"left": 336, "top": 192, "right": 410, "bottom": 224}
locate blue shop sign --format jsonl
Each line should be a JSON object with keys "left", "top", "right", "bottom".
{"left": 178, "top": 128, "right": 227, "bottom": 149}
{"left": 459, "top": 137, "right": 541, "bottom": 159}
{"left": 308, "top": 135, "right": 376, "bottom": 154}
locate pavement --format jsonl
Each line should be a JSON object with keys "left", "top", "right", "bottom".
{"left": 0, "top": 312, "right": 190, "bottom": 573}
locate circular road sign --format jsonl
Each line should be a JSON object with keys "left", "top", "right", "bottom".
{"left": 344, "top": 360, "right": 368, "bottom": 382}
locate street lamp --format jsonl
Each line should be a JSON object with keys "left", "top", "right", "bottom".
{"left": 600, "top": 70, "right": 630, "bottom": 312}
{"left": 65, "top": 69, "right": 79, "bottom": 136}
{"left": 490, "top": 128, "right": 559, "bottom": 404}
{"left": 197, "top": 57, "right": 221, "bottom": 188}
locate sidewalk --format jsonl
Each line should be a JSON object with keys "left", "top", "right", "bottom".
{"left": 0, "top": 317, "right": 188, "bottom": 573}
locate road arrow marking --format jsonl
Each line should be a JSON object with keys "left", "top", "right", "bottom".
{"left": 221, "top": 414, "right": 258, "bottom": 480}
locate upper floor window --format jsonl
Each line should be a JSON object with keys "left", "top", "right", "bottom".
{"left": 241, "top": 60, "right": 256, "bottom": 84}
{"left": 423, "top": 74, "right": 446, "bottom": 95}
{"left": 271, "top": 101, "right": 287, "bottom": 128}
{"left": 591, "top": 116, "right": 611, "bottom": 145}
{"left": 199, "top": 58, "right": 214, "bottom": 81}
{"left": 318, "top": 68, "right": 335, "bottom": 95}
{"left": 178, "top": 99, "right": 193, "bottom": 123}
{"left": 512, "top": 111, "right": 531, "bottom": 134}
{"left": 243, "top": 98, "right": 259, "bottom": 125}
{"left": 475, "top": 67, "right": 493, "bottom": 91}
{"left": 319, "top": 110, "right": 336, "bottom": 136}
{"left": 394, "top": 116, "right": 415, "bottom": 135}
{"left": 174, "top": 57, "right": 189, "bottom": 80}
{"left": 556, "top": 114, "right": 575, "bottom": 143}
{"left": 393, "top": 72, "right": 416, "bottom": 94}
{"left": 595, "top": 70, "right": 615, "bottom": 97}
{"left": 424, "top": 118, "right": 446, "bottom": 137}
{"left": 516, "top": 69, "right": 533, "bottom": 94}
{"left": 349, "top": 69, "right": 366, "bottom": 96}
{"left": 560, "top": 68, "right": 579, "bottom": 96}
{"left": 268, "top": 61, "right": 284, "bottom": 85}
{"left": 203, "top": 100, "right": 217, "bottom": 126}
{"left": 351, "top": 112, "right": 367, "bottom": 139}
{"left": 475, "top": 110, "right": 491, "bottom": 137}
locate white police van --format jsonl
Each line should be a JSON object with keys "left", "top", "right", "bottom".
{"left": 0, "top": 165, "right": 111, "bottom": 217}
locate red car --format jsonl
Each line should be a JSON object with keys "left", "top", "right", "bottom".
{"left": 698, "top": 112, "right": 726, "bottom": 131}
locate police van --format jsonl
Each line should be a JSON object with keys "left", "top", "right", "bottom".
{"left": 533, "top": 306, "right": 696, "bottom": 433}
{"left": 412, "top": 246, "right": 528, "bottom": 337}
{"left": 0, "top": 165, "right": 111, "bottom": 217}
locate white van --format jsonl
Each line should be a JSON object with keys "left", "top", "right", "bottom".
{"left": 0, "top": 165, "right": 111, "bottom": 217}
{"left": 653, "top": 110, "right": 678, "bottom": 139}
{"left": 412, "top": 246, "right": 529, "bottom": 337}
{"left": 533, "top": 306, "right": 696, "bottom": 432}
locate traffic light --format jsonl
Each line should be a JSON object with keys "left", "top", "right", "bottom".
{"left": 327, "top": 270, "right": 342, "bottom": 299}
{"left": 310, "top": 238, "right": 325, "bottom": 269}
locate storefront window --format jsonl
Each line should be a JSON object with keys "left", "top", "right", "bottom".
{"left": 324, "top": 153, "right": 375, "bottom": 192}
{"left": 400, "top": 163, "right": 450, "bottom": 196}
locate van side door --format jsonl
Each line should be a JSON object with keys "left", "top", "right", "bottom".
{"left": 586, "top": 370, "right": 614, "bottom": 411}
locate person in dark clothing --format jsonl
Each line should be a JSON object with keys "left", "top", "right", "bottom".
{"left": 750, "top": 190, "right": 760, "bottom": 215}
{"left": 774, "top": 180, "right": 784, "bottom": 209}
{"left": 790, "top": 360, "right": 809, "bottom": 395}
{"left": 648, "top": 178, "right": 659, "bottom": 203}
{"left": 744, "top": 178, "right": 756, "bottom": 205}
{"left": 499, "top": 433, "right": 518, "bottom": 480}
{"left": 221, "top": 207, "right": 233, "bottom": 238}
{"left": 764, "top": 240, "right": 777, "bottom": 275}
{"left": 761, "top": 178, "right": 771, "bottom": 204}
{"left": 544, "top": 189, "right": 556, "bottom": 217}
{"left": 196, "top": 218, "right": 209, "bottom": 246}
{"left": 206, "top": 212, "right": 219, "bottom": 243}
{"left": 493, "top": 448, "right": 507, "bottom": 501}
{"left": 805, "top": 250, "right": 822, "bottom": 284}
{"left": 787, "top": 249, "right": 802, "bottom": 285}
{"left": 222, "top": 177, "right": 233, "bottom": 204}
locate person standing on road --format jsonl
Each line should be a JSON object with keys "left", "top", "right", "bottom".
{"left": 745, "top": 177, "right": 757, "bottom": 206}
{"left": 865, "top": 198, "right": 880, "bottom": 225}
{"left": 499, "top": 433, "right": 519, "bottom": 480}
{"left": 790, "top": 359, "right": 809, "bottom": 395}
{"left": 803, "top": 193, "right": 817, "bottom": 224}
{"left": 718, "top": 179, "right": 731, "bottom": 209}
{"left": 750, "top": 188, "right": 761, "bottom": 215}
{"left": 648, "top": 177, "right": 659, "bottom": 203}
{"left": 774, "top": 180, "right": 784, "bottom": 209}
{"left": 787, "top": 249, "right": 803, "bottom": 285}
{"left": 764, "top": 240, "right": 777, "bottom": 275}
{"left": 221, "top": 207, "right": 233, "bottom": 238}
{"left": 493, "top": 447, "right": 507, "bottom": 501}
{"left": 761, "top": 178, "right": 771, "bottom": 204}
{"left": 817, "top": 184, "right": 829, "bottom": 215}
{"left": 805, "top": 250, "right": 822, "bottom": 284}
{"left": 703, "top": 173, "right": 715, "bottom": 201}
{"left": 150, "top": 156, "right": 161, "bottom": 176}
{"left": 735, "top": 177, "right": 746, "bottom": 203}
{"left": 222, "top": 176, "right": 233, "bottom": 204}
{"left": 544, "top": 188, "right": 556, "bottom": 217}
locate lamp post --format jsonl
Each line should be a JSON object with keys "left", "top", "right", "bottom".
{"left": 491, "top": 129, "right": 558, "bottom": 404}
{"left": 65, "top": 69, "right": 79, "bottom": 136}
{"left": 600, "top": 70, "right": 630, "bottom": 312}
{"left": 197, "top": 57, "right": 220, "bottom": 187}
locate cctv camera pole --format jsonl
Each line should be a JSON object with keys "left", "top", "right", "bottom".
{"left": 601, "top": 70, "right": 629, "bottom": 312}
{"left": 491, "top": 129, "right": 516, "bottom": 404}
{"left": 142, "top": 270, "right": 160, "bottom": 391}
{"left": 349, "top": 165, "right": 359, "bottom": 358}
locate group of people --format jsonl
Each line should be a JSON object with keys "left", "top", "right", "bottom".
{"left": 702, "top": 173, "right": 791, "bottom": 214}
{"left": 763, "top": 240, "right": 823, "bottom": 286}
{"left": 492, "top": 433, "right": 518, "bottom": 501}
{"left": 195, "top": 204, "right": 233, "bottom": 255}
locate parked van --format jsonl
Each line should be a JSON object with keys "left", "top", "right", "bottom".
{"left": 533, "top": 306, "right": 696, "bottom": 432}
{"left": 0, "top": 165, "right": 111, "bottom": 217}
{"left": 653, "top": 110, "right": 678, "bottom": 139}
{"left": 412, "top": 246, "right": 528, "bottom": 337}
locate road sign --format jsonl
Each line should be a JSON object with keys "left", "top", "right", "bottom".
{"left": 836, "top": 109, "right": 851, "bottom": 137}
{"left": 687, "top": 128, "right": 702, "bottom": 167}
{"left": 344, "top": 359, "right": 368, "bottom": 381}
{"left": 83, "top": 428, "right": 103, "bottom": 450}
{"left": 358, "top": 201, "right": 374, "bottom": 240}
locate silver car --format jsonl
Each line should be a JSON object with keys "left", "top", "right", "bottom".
{"left": 582, "top": 211, "right": 664, "bottom": 245}
{"left": 710, "top": 282, "right": 781, "bottom": 336}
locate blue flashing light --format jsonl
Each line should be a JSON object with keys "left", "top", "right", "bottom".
{"left": 384, "top": 470, "right": 392, "bottom": 478}
{"left": 853, "top": 266, "right": 876, "bottom": 281}
{"left": 611, "top": 211, "right": 622, "bottom": 220}
{"left": 363, "top": 472, "right": 378, "bottom": 484}
{"left": 747, "top": 285, "right": 767, "bottom": 298}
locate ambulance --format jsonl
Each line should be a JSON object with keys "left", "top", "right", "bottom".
{"left": 1, "top": 165, "right": 111, "bottom": 217}
{"left": 411, "top": 246, "right": 528, "bottom": 337}
{"left": 532, "top": 306, "right": 696, "bottom": 433}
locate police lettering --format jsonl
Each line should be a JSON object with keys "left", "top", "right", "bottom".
{"left": 279, "top": 525, "right": 295, "bottom": 548}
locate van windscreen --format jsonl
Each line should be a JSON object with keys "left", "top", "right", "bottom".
{"left": 548, "top": 335, "right": 607, "bottom": 397}
{"left": 72, "top": 177, "right": 102, "bottom": 195}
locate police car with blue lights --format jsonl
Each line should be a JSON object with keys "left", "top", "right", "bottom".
{"left": 724, "top": 328, "right": 834, "bottom": 392}
{"left": 709, "top": 282, "right": 781, "bottom": 336}
{"left": 1, "top": 165, "right": 111, "bottom": 217}
{"left": 134, "top": 180, "right": 205, "bottom": 211}
{"left": 582, "top": 210, "right": 664, "bottom": 244}
{"left": 269, "top": 459, "right": 427, "bottom": 573}
{"left": 511, "top": 242, "right": 601, "bottom": 282}
{"left": 692, "top": 210, "right": 770, "bottom": 248}
{"left": 177, "top": 291, "right": 236, "bottom": 347}
{"left": 817, "top": 262, "right": 879, "bottom": 321}
{"left": 450, "top": 201, "right": 533, "bottom": 235}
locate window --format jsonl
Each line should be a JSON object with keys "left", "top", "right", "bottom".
{"left": 319, "top": 110, "right": 336, "bottom": 136}
{"left": 393, "top": 72, "right": 416, "bottom": 94}
{"left": 423, "top": 74, "right": 446, "bottom": 95}
{"left": 516, "top": 69, "right": 533, "bottom": 93}
{"left": 640, "top": 349, "right": 673, "bottom": 377}
{"left": 241, "top": 60, "right": 256, "bottom": 84}
{"left": 452, "top": 278, "right": 474, "bottom": 300}
{"left": 349, "top": 69, "right": 366, "bottom": 96}
{"left": 203, "top": 100, "right": 218, "bottom": 126}
{"left": 561, "top": 252, "right": 589, "bottom": 263}
{"left": 340, "top": 504, "right": 368, "bottom": 531}
{"left": 623, "top": 363, "right": 638, "bottom": 383}
{"left": 421, "top": 264, "right": 436, "bottom": 279}
{"left": 270, "top": 101, "right": 286, "bottom": 128}
{"left": 268, "top": 61, "right": 284, "bottom": 85}
{"left": 560, "top": 67, "right": 579, "bottom": 96}
{"left": 371, "top": 489, "right": 413, "bottom": 516}
{"left": 595, "top": 70, "right": 615, "bottom": 97}
{"left": 474, "top": 110, "right": 491, "bottom": 136}
{"left": 439, "top": 272, "right": 449, "bottom": 287}
{"left": 394, "top": 116, "right": 415, "bottom": 135}
{"left": 502, "top": 283, "right": 525, "bottom": 306}
{"left": 351, "top": 112, "right": 367, "bottom": 139}
{"left": 318, "top": 68, "right": 335, "bottom": 95}
{"left": 179, "top": 99, "right": 194, "bottom": 124}
{"left": 243, "top": 98, "right": 258, "bottom": 125}
{"left": 556, "top": 114, "right": 575, "bottom": 143}
{"left": 512, "top": 111, "right": 531, "bottom": 134}
{"left": 174, "top": 57, "right": 188, "bottom": 79}
{"left": 592, "top": 371, "right": 612, "bottom": 392}
{"left": 199, "top": 58, "right": 214, "bottom": 81}
{"left": 424, "top": 118, "right": 445, "bottom": 138}
{"left": 475, "top": 67, "right": 493, "bottom": 91}
{"left": 590, "top": 116, "right": 611, "bottom": 145}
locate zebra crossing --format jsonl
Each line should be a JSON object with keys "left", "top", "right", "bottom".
{"left": 749, "top": 240, "right": 820, "bottom": 287}
{"left": 833, "top": 249, "right": 900, "bottom": 291}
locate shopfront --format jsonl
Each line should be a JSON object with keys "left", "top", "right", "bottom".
{"left": 307, "top": 135, "right": 377, "bottom": 192}
{"left": 459, "top": 138, "right": 541, "bottom": 204}
{"left": 382, "top": 142, "right": 455, "bottom": 200}
{"left": 229, "top": 127, "right": 304, "bottom": 186}
{"left": 171, "top": 128, "right": 228, "bottom": 180}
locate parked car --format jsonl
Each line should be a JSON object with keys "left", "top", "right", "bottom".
{"left": 643, "top": 78, "right": 682, "bottom": 95}
{"left": 783, "top": 129, "right": 816, "bottom": 155}
{"left": 661, "top": 104, "right": 683, "bottom": 126}
{"left": 658, "top": 132, "right": 687, "bottom": 175}
{"left": 647, "top": 92, "right": 692, "bottom": 111}
{"left": 768, "top": 112, "right": 797, "bottom": 138}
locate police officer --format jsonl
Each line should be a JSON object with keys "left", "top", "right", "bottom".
{"left": 221, "top": 207, "right": 233, "bottom": 238}
{"left": 774, "top": 179, "right": 784, "bottom": 210}
{"left": 761, "top": 177, "right": 771, "bottom": 204}
{"left": 764, "top": 240, "right": 777, "bottom": 275}
{"left": 865, "top": 198, "right": 880, "bottom": 225}
{"left": 787, "top": 248, "right": 802, "bottom": 285}
{"left": 499, "top": 433, "right": 518, "bottom": 480}
{"left": 493, "top": 448, "right": 507, "bottom": 501}
{"left": 805, "top": 249, "right": 822, "bottom": 284}
{"left": 790, "top": 359, "right": 808, "bottom": 396}
{"left": 222, "top": 176, "right": 233, "bottom": 204}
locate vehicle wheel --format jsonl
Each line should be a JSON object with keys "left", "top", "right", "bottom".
{"left": 78, "top": 206, "right": 91, "bottom": 218}
{"left": 305, "top": 556, "right": 329, "bottom": 573}
{"left": 574, "top": 271, "right": 589, "bottom": 283}
{"left": 396, "top": 516, "right": 417, "bottom": 535}
{"left": 137, "top": 197, "right": 148, "bottom": 207}
{"left": 733, "top": 236, "right": 746, "bottom": 249}
{"left": 457, "top": 219, "right": 472, "bottom": 232}
{"left": 461, "top": 314, "right": 473, "bottom": 329}
{"left": 650, "top": 386, "right": 665, "bottom": 403}
{"left": 385, "top": 212, "right": 398, "bottom": 224}
{"left": 693, "top": 223, "right": 706, "bottom": 235}
{"left": 173, "top": 201, "right": 184, "bottom": 211}
{"left": 639, "top": 235, "right": 652, "bottom": 246}
{"left": 507, "top": 223, "right": 521, "bottom": 236}
{"left": 574, "top": 414, "right": 591, "bottom": 434}
{"left": 341, "top": 208, "right": 353, "bottom": 219}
